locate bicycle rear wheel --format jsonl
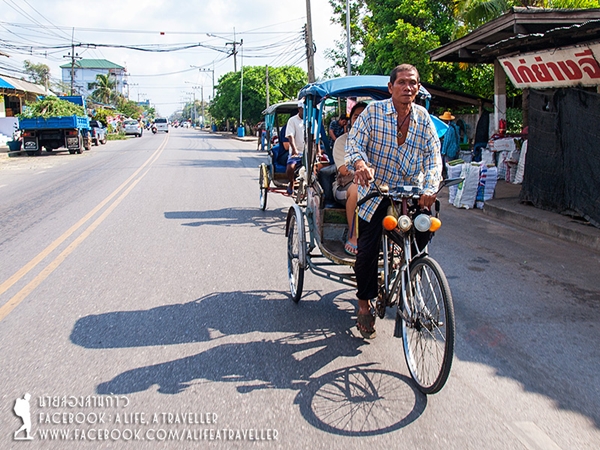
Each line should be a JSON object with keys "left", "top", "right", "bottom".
{"left": 402, "top": 256, "right": 454, "bottom": 394}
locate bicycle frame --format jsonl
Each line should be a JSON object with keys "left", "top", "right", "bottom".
{"left": 378, "top": 196, "right": 428, "bottom": 326}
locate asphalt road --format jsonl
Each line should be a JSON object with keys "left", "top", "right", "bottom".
{"left": 0, "top": 128, "right": 598, "bottom": 449}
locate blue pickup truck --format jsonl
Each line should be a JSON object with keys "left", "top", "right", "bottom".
{"left": 19, "top": 96, "right": 92, "bottom": 156}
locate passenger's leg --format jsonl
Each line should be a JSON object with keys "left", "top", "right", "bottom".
{"left": 345, "top": 183, "right": 358, "bottom": 249}
{"left": 286, "top": 162, "right": 296, "bottom": 194}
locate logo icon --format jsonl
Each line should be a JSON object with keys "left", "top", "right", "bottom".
{"left": 14, "top": 393, "right": 34, "bottom": 440}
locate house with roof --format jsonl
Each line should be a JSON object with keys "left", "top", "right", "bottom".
{"left": 0, "top": 74, "right": 54, "bottom": 144}
{"left": 59, "top": 59, "right": 127, "bottom": 98}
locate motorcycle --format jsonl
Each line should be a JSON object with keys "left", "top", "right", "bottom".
{"left": 151, "top": 125, "right": 157, "bottom": 134}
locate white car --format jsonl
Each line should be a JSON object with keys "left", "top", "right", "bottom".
{"left": 154, "top": 117, "right": 169, "bottom": 133}
{"left": 123, "top": 119, "right": 143, "bottom": 137}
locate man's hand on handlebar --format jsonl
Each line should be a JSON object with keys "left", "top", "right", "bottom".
{"left": 419, "top": 193, "right": 436, "bottom": 209}
{"left": 354, "top": 160, "right": 374, "bottom": 187}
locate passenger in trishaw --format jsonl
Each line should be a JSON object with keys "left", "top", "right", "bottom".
{"left": 331, "top": 101, "right": 368, "bottom": 256}
{"left": 285, "top": 102, "right": 305, "bottom": 195}
{"left": 346, "top": 64, "right": 443, "bottom": 339}
{"left": 270, "top": 125, "right": 289, "bottom": 174}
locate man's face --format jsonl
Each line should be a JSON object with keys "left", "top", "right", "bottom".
{"left": 388, "top": 69, "right": 420, "bottom": 106}
{"left": 298, "top": 107, "right": 303, "bottom": 119}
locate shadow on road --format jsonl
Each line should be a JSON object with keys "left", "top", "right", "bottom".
{"left": 70, "top": 289, "right": 426, "bottom": 436}
{"left": 164, "top": 207, "right": 287, "bottom": 234}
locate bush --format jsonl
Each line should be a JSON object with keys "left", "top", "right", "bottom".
{"left": 18, "top": 96, "right": 85, "bottom": 118}
{"left": 506, "top": 108, "right": 523, "bottom": 134}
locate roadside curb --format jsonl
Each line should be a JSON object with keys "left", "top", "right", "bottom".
{"left": 483, "top": 199, "right": 600, "bottom": 252}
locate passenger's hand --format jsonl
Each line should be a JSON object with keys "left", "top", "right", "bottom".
{"left": 419, "top": 193, "right": 436, "bottom": 209}
{"left": 354, "top": 161, "right": 374, "bottom": 187}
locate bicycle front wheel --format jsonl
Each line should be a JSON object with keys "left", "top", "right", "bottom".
{"left": 402, "top": 256, "right": 455, "bottom": 394}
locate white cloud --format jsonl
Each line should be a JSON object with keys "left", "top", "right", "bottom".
{"left": 0, "top": 0, "right": 344, "bottom": 116}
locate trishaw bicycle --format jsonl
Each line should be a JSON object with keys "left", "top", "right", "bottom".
{"left": 283, "top": 75, "right": 458, "bottom": 394}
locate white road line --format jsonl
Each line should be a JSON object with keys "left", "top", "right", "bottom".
{"left": 508, "top": 421, "right": 563, "bottom": 450}
{"left": 0, "top": 184, "right": 6, "bottom": 188}
{"left": 35, "top": 171, "right": 46, "bottom": 175}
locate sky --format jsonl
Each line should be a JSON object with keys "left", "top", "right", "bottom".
{"left": 0, "top": 0, "right": 345, "bottom": 117}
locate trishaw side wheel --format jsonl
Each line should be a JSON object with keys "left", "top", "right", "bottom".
{"left": 402, "top": 256, "right": 455, "bottom": 394}
{"left": 259, "top": 164, "right": 269, "bottom": 210}
{"left": 286, "top": 206, "right": 306, "bottom": 303}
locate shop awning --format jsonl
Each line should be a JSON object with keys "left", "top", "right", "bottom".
{"left": 0, "top": 76, "right": 15, "bottom": 89}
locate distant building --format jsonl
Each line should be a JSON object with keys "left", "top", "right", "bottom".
{"left": 60, "top": 59, "right": 127, "bottom": 98}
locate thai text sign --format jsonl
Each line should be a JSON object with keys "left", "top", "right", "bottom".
{"left": 499, "top": 42, "right": 600, "bottom": 88}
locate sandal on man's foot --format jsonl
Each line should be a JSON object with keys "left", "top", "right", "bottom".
{"left": 344, "top": 240, "right": 358, "bottom": 256}
{"left": 356, "top": 311, "right": 376, "bottom": 339}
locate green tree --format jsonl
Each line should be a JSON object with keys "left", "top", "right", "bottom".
{"left": 90, "top": 74, "right": 116, "bottom": 104}
{"left": 454, "top": 0, "right": 599, "bottom": 36}
{"left": 23, "top": 60, "right": 50, "bottom": 88}
{"left": 209, "top": 65, "right": 307, "bottom": 126}
{"left": 327, "top": 0, "right": 454, "bottom": 80}
{"left": 92, "top": 107, "right": 112, "bottom": 127}
{"left": 115, "top": 97, "right": 143, "bottom": 119}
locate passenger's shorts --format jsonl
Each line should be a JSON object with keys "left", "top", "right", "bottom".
{"left": 287, "top": 155, "right": 303, "bottom": 165}
{"left": 333, "top": 179, "right": 352, "bottom": 205}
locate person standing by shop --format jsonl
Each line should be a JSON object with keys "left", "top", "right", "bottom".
{"left": 346, "top": 64, "right": 442, "bottom": 338}
{"left": 439, "top": 111, "right": 460, "bottom": 175}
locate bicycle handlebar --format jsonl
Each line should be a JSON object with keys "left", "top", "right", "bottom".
{"left": 356, "top": 177, "right": 463, "bottom": 208}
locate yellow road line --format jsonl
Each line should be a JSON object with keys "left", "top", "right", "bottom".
{"left": 0, "top": 135, "right": 168, "bottom": 321}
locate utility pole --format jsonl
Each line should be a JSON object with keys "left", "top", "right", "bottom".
{"left": 346, "top": 0, "right": 351, "bottom": 76}
{"left": 266, "top": 65, "right": 270, "bottom": 108}
{"left": 226, "top": 28, "right": 242, "bottom": 72}
{"left": 304, "top": 0, "right": 316, "bottom": 82}
{"left": 190, "top": 66, "right": 215, "bottom": 100}
{"left": 239, "top": 39, "right": 244, "bottom": 135}
{"left": 201, "top": 86, "right": 205, "bottom": 128}
{"left": 64, "top": 41, "right": 81, "bottom": 95}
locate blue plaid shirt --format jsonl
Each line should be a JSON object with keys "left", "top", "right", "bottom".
{"left": 345, "top": 99, "right": 442, "bottom": 222}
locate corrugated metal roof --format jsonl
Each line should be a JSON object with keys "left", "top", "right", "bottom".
{"left": 0, "top": 74, "right": 51, "bottom": 95}
{"left": 478, "top": 19, "right": 600, "bottom": 58}
{"left": 59, "top": 59, "right": 125, "bottom": 70}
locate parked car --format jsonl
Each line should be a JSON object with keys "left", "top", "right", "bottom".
{"left": 123, "top": 119, "right": 143, "bottom": 137}
{"left": 154, "top": 117, "right": 169, "bottom": 133}
{"left": 89, "top": 120, "right": 107, "bottom": 145}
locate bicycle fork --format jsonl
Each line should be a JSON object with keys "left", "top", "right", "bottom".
{"left": 376, "top": 231, "right": 413, "bottom": 337}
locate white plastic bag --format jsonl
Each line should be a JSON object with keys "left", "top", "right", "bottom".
{"left": 514, "top": 140, "right": 527, "bottom": 184}
{"left": 446, "top": 162, "right": 464, "bottom": 204}
{"left": 453, "top": 163, "right": 481, "bottom": 209}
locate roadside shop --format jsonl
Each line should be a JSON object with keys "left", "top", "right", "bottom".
{"left": 429, "top": 7, "right": 600, "bottom": 227}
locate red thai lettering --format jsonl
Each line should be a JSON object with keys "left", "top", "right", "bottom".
{"left": 575, "top": 49, "right": 600, "bottom": 79}
{"left": 545, "top": 62, "right": 565, "bottom": 81}
{"left": 517, "top": 59, "right": 538, "bottom": 83}
{"left": 531, "top": 57, "right": 554, "bottom": 82}
{"left": 557, "top": 60, "right": 583, "bottom": 80}
{"left": 502, "top": 60, "right": 523, "bottom": 84}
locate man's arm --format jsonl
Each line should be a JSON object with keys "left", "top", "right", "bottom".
{"left": 345, "top": 112, "right": 373, "bottom": 186}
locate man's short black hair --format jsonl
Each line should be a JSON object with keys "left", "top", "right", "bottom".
{"left": 389, "top": 64, "right": 420, "bottom": 84}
